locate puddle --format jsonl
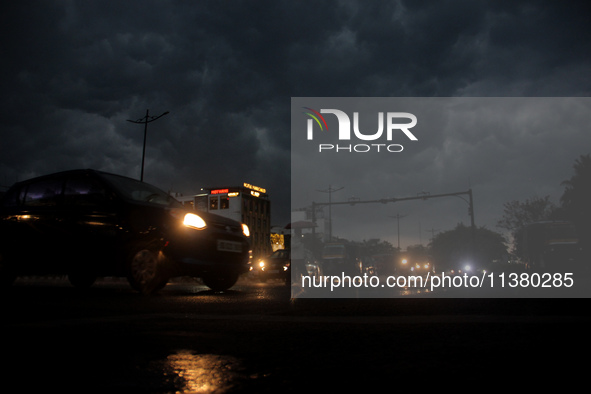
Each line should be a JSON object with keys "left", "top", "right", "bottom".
{"left": 158, "top": 350, "right": 251, "bottom": 393}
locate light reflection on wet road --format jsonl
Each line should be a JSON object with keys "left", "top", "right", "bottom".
{"left": 161, "top": 351, "right": 245, "bottom": 393}
{"left": 2, "top": 276, "right": 589, "bottom": 392}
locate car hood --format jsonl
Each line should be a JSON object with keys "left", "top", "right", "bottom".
{"left": 198, "top": 210, "right": 242, "bottom": 227}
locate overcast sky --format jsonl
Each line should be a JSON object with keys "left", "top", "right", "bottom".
{"left": 2, "top": 1, "right": 591, "bottom": 246}
{"left": 292, "top": 97, "right": 591, "bottom": 248}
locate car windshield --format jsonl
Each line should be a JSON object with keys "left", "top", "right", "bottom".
{"left": 100, "top": 173, "right": 181, "bottom": 208}
{"left": 271, "top": 250, "right": 290, "bottom": 259}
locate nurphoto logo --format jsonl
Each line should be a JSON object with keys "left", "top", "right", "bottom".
{"left": 303, "top": 107, "right": 418, "bottom": 153}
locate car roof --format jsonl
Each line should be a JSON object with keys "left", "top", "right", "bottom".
{"left": 10, "top": 169, "right": 133, "bottom": 187}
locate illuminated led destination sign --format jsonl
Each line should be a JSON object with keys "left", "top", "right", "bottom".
{"left": 209, "top": 184, "right": 266, "bottom": 197}
{"left": 243, "top": 183, "right": 266, "bottom": 194}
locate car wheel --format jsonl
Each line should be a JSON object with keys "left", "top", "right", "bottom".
{"left": 202, "top": 272, "right": 239, "bottom": 292}
{"left": 127, "top": 248, "right": 169, "bottom": 295}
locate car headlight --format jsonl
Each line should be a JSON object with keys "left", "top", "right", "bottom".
{"left": 242, "top": 223, "right": 250, "bottom": 237}
{"left": 183, "top": 213, "right": 207, "bottom": 230}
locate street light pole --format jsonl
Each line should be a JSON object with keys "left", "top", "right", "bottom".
{"left": 317, "top": 185, "right": 344, "bottom": 242}
{"left": 127, "top": 109, "right": 169, "bottom": 182}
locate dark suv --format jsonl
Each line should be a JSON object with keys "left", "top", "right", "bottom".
{"left": 0, "top": 169, "right": 251, "bottom": 294}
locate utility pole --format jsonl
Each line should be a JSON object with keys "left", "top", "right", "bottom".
{"left": 316, "top": 185, "right": 344, "bottom": 242}
{"left": 127, "top": 109, "right": 169, "bottom": 182}
{"left": 389, "top": 213, "right": 407, "bottom": 250}
{"left": 427, "top": 228, "right": 440, "bottom": 243}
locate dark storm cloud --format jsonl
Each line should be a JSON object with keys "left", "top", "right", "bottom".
{"left": 2, "top": 0, "right": 591, "bottom": 230}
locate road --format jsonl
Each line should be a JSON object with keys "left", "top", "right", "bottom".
{"left": 2, "top": 276, "right": 589, "bottom": 392}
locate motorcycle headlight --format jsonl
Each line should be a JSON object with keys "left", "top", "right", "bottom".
{"left": 183, "top": 213, "right": 207, "bottom": 230}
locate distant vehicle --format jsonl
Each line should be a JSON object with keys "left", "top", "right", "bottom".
{"left": 252, "top": 249, "right": 290, "bottom": 284}
{"left": 520, "top": 221, "right": 582, "bottom": 271}
{"left": 0, "top": 169, "right": 251, "bottom": 294}
{"left": 321, "top": 242, "right": 361, "bottom": 275}
{"left": 322, "top": 243, "right": 347, "bottom": 260}
{"left": 371, "top": 254, "right": 396, "bottom": 276}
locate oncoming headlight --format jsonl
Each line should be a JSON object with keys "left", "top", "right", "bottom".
{"left": 183, "top": 213, "right": 207, "bottom": 230}
{"left": 242, "top": 223, "right": 250, "bottom": 237}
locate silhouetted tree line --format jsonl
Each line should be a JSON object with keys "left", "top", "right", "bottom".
{"left": 429, "top": 223, "right": 508, "bottom": 273}
{"left": 294, "top": 155, "right": 590, "bottom": 274}
{"left": 497, "top": 154, "right": 591, "bottom": 261}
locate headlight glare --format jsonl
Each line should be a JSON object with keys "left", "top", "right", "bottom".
{"left": 242, "top": 223, "right": 250, "bottom": 237}
{"left": 183, "top": 213, "right": 207, "bottom": 230}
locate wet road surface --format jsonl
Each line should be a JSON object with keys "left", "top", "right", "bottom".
{"left": 2, "top": 276, "right": 589, "bottom": 392}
